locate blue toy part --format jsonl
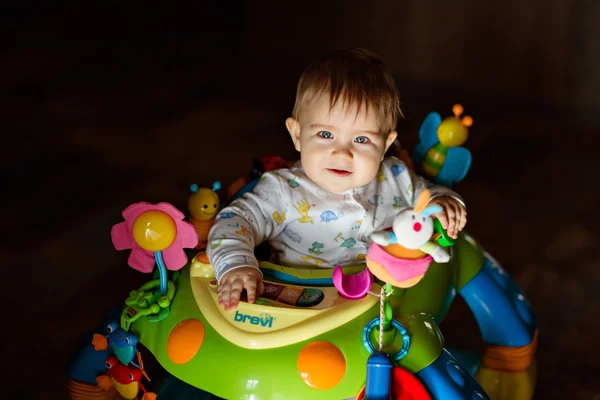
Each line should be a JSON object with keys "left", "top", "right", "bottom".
{"left": 66, "top": 339, "right": 112, "bottom": 384}
{"left": 417, "top": 349, "right": 490, "bottom": 400}
{"left": 362, "top": 318, "right": 411, "bottom": 362}
{"left": 413, "top": 112, "right": 442, "bottom": 165}
{"left": 154, "top": 250, "right": 169, "bottom": 295}
{"left": 230, "top": 177, "right": 260, "bottom": 202}
{"left": 445, "top": 348, "right": 482, "bottom": 378}
{"left": 66, "top": 308, "right": 121, "bottom": 384}
{"left": 105, "top": 321, "right": 140, "bottom": 366}
{"left": 436, "top": 146, "right": 472, "bottom": 187}
{"left": 459, "top": 255, "right": 537, "bottom": 347}
{"left": 365, "top": 352, "right": 393, "bottom": 400}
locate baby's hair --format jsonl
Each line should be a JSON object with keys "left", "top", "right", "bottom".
{"left": 291, "top": 48, "right": 402, "bottom": 134}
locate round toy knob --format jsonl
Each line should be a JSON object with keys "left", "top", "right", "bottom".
{"left": 132, "top": 210, "right": 177, "bottom": 251}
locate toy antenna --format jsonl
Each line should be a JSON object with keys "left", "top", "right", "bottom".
{"left": 461, "top": 116, "right": 473, "bottom": 127}
{"left": 452, "top": 104, "right": 464, "bottom": 118}
{"left": 212, "top": 181, "right": 221, "bottom": 192}
{"left": 137, "top": 352, "right": 151, "bottom": 382}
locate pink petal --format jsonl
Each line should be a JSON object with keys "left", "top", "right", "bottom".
{"left": 111, "top": 221, "right": 133, "bottom": 250}
{"left": 112, "top": 201, "right": 193, "bottom": 273}
{"left": 155, "top": 202, "right": 185, "bottom": 220}
{"left": 121, "top": 202, "right": 153, "bottom": 221}
{"left": 177, "top": 221, "right": 199, "bottom": 249}
{"left": 127, "top": 246, "right": 156, "bottom": 273}
{"left": 161, "top": 245, "right": 188, "bottom": 271}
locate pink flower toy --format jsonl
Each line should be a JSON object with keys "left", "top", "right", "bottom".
{"left": 111, "top": 202, "right": 198, "bottom": 330}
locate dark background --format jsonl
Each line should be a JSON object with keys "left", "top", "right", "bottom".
{"left": 4, "top": 1, "right": 599, "bottom": 399}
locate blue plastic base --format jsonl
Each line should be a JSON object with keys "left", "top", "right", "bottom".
{"left": 459, "top": 256, "right": 537, "bottom": 347}
{"left": 65, "top": 307, "right": 122, "bottom": 384}
{"left": 417, "top": 349, "right": 489, "bottom": 400}
{"left": 445, "top": 347, "right": 481, "bottom": 378}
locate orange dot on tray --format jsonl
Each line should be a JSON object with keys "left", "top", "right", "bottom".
{"left": 167, "top": 319, "right": 205, "bottom": 364}
{"left": 297, "top": 341, "right": 346, "bottom": 390}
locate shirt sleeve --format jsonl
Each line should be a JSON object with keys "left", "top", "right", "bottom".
{"left": 206, "top": 172, "right": 286, "bottom": 283}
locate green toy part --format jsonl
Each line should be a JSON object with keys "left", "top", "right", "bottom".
{"left": 127, "top": 232, "right": 488, "bottom": 399}
{"left": 121, "top": 279, "right": 177, "bottom": 331}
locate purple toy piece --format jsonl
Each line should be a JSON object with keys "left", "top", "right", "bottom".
{"left": 332, "top": 265, "right": 373, "bottom": 299}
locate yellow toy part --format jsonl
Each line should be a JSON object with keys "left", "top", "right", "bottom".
{"left": 188, "top": 182, "right": 221, "bottom": 248}
{"left": 437, "top": 104, "right": 473, "bottom": 148}
{"left": 132, "top": 210, "right": 176, "bottom": 252}
{"left": 113, "top": 380, "right": 140, "bottom": 399}
{"left": 190, "top": 251, "right": 215, "bottom": 278}
{"left": 188, "top": 182, "right": 220, "bottom": 221}
{"left": 475, "top": 362, "right": 536, "bottom": 400}
{"left": 189, "top": 262, "right": 379, "bottom": 349}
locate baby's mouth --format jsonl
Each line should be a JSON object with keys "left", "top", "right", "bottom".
{"left": 327, "top": 169, "right": 352, "bottom": 176}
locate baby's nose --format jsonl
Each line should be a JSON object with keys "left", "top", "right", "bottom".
{"left": 413, "top": 222, "right": 422, "bottom": 232}
{"left": 332, "top": 146, "right": 353, "bottom": 159}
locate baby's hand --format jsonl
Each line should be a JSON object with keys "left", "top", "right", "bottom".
{"left": 429, "top": 197, "right": 467, "bottom": 239}
{"left": 218, "top": 267, "right": 265, "bottom": 311}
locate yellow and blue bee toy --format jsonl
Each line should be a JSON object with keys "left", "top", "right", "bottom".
{"left": 412, "top": 104, "right": 473, "bottom": 187}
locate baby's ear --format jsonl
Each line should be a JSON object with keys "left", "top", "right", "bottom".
{"left": 384, "top": 130, "right": 398, "bottom": 152}
{"left": 286, "top": 117, "right": 301, "bottom": 152}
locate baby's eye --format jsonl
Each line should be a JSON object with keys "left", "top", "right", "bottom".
{"left": 411, "top": 215, "right": 415, "bottom": 220}
{"left": 354, "top": 136, "right": 369, "bottom": 144}
{"left": 318, "top": 131, "right": 333, "bottom": 139}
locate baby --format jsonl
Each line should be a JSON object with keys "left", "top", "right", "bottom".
{"left": 207, "top": 48, "right": 467, "bottom": 310}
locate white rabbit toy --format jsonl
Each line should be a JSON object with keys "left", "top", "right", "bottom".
{"left": 370, "top": 188, "right": 450, "bottom": 263}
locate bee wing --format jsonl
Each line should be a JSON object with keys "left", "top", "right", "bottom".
{"left": 413, "top": 112, "right": 441, "bottom": 165}
{"left": 437, "top": 147, "right": 472, "bottom": 187}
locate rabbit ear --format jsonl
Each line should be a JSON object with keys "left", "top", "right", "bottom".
{"left": 421, "top": 204, "right": 442, "bottom": 217}
{"left": 414, "top": 189, "right": 431, "bottom": 213}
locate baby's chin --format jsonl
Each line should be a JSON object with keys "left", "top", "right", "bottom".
{"left": 310, "top": 176, "right": 371, "bottom": 194}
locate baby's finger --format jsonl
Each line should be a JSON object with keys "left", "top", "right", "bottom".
{"left": 218, "top": 282, "right": 231, "bottom": 309}
{"left": 227, "top": 278, "right": 244, "bottom": 310}
{"left": 457, "top": 207, "right": 467, "bottom": 231}
{"left": 435, "top": 212, "right": 449, "bottom": 230}
{"left": 245, "top": 278, "right": 258, "bottom": 304}
{"left": 257, "top": 279, "right": 265, "bottom": 298}
{"left": 446, "top": 205, "right": 458, "bottom": 238}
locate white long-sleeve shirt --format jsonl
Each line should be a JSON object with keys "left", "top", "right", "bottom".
{"left": 207, "top": 157, "right": 465, "bottom": 282}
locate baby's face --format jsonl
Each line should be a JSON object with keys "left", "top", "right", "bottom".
{"left": 287, "top": 94, "right": 397, "bottom": 193}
